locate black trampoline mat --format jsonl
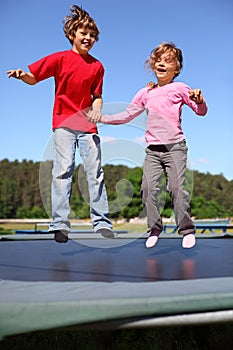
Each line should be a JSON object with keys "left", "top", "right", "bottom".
{"left": 0, "top": 236, "right": 232, "bottom": 282}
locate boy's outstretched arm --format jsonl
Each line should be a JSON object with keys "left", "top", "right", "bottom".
{"left": 7, "top": 69, "right": 37, "bottom": 85}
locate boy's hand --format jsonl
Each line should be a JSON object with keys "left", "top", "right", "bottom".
{"left": 7, "top": 69, "right": 25, "bottom": 79}
{"left": 189, "top": 89, "right": 204, "bottom": 104}
{"left": 7, "top": 69, "right": 37, "bottom": 85}
{"left": 87, "top": 109, "right": 102, "bottom": 123}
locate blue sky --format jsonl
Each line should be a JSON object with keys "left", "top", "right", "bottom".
{"left": 1, "top": 0, "right": 233, "bottom": 180}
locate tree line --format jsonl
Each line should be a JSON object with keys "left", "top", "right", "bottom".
{"left": 0, "top": 158, "right": 232, "bottom": 220}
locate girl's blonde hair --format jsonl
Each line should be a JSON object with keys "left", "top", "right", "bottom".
{"left": 145, "top": 42, "right": 183, "bottom": 78}
{"left": 63, "top": 4, "right": 100, "bottom": 45}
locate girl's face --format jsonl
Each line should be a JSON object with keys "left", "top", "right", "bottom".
{"left": 153, "top": 51, "right": 179, "bottom": 86}
{"left": 71, "top": 27, "right": 96, "bottom": 54}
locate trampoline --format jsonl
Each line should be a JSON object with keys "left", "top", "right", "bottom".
{"left": 0, "top": 232, "right": 233, "bottom": 340}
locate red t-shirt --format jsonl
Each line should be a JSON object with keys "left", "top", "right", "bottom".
{"left": 28, "top": 50, "right": 104, "bottom": 132}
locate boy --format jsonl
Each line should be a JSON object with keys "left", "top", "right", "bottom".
{"left": 7, "top": 5, "right": 113, "bottom": 243}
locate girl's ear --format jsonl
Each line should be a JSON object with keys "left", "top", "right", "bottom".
{"left": 174, "top": 66, "right": 180, "bottom": 76}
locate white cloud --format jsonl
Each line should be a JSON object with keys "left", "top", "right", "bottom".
{"left": 100, "top": 136, "right": 117, "bottom": 143}
{"left": 197, "top": 158, "right": 210, "bottom": 164}
{"left": 134, "top": 135, "right": 145, "bottom": 144}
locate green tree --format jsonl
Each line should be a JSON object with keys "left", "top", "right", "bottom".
{"left": 0, "top": 159, "right": 232, "bottom": 220}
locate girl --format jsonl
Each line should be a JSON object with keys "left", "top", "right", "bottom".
{"left": 88, "top": 42, "right": 207, "bottom": 249}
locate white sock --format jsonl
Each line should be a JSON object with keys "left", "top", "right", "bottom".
{"left": 182, "top": 233, "right": 196, "bottom": 249}
{"left": 145, "top": 231, "right": 160, "bottom": 248}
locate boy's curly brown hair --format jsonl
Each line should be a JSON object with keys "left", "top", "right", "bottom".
{"left": 63, "top": 4, "right": 100, "bottom": 45}
{"left": 145, "top": 42, "right": 183, "bottom": 79}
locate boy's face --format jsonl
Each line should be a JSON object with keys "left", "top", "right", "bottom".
{"left": 71, "top": 27, "right": 96, "bottom": 54}
{"left": 153, "top": 51, "right": 179, "bottom": 86}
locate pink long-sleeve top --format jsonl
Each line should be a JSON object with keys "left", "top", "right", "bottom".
{"left": 101, "top": 82, "right": 208, "bottom": 145}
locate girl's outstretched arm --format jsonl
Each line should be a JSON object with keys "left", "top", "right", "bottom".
{"left": 7, "top": 69, "right": 37, "bottom": 85}
{"left": 182, "top": 84, "right": 207, "bottom": 116}
{"left": 87, "top": 102, "right": 143, "bottom": 124}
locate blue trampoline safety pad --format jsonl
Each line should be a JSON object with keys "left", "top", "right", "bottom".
{"left": 0, "top": 277, "right": 233, "bottom": 340}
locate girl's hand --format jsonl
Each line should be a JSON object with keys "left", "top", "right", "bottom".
{"left": 189, "top": 89, "right": 204, "bottom": 104}
{"left": 146, "top": 81, "right": 156, "bottom": 89}
{"left": 86, "top": 109, "right": 102, "bottom": 123}
{"left": 7, "top": 69, "right": 25, "bottom": 79}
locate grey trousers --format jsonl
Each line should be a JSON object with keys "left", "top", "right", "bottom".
{"left": 141, "top": 141, "right": 195, "bottom": 236}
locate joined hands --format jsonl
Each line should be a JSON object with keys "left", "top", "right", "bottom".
{"left": 87, "top": 109, "right": 102, "bottom": 123}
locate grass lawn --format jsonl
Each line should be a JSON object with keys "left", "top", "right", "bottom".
{"left": 0, "top": 220, "right": 148, "bottom": 235}
{"left": 0, "top": 219, "right": 233, "bottom": 235}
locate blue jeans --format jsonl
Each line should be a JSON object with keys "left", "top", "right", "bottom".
{"left": 141, "top": 141, "right": 195, "bottom": 236}
{"left": 49, "top": 128, "right": 112, "bottom": 232}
